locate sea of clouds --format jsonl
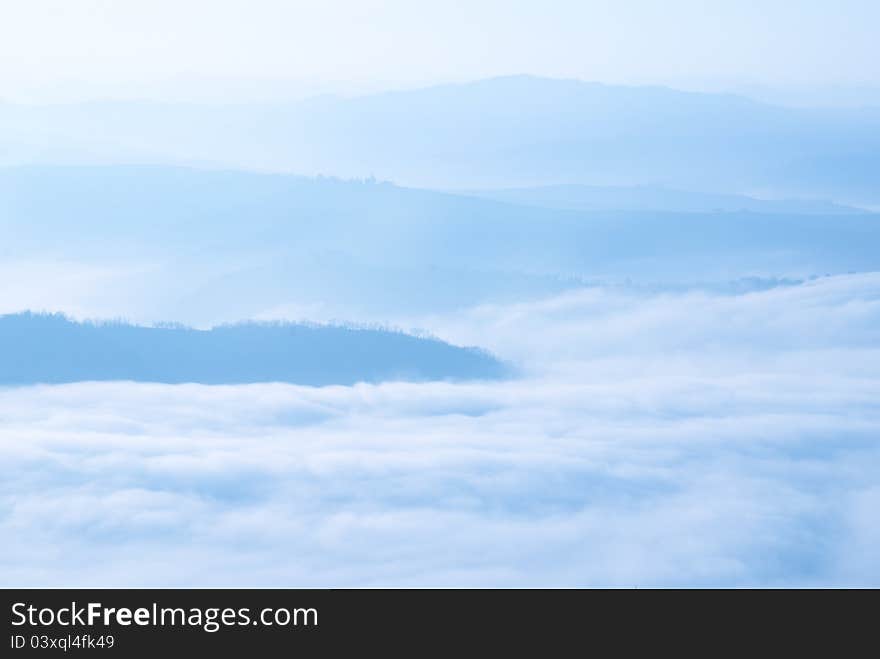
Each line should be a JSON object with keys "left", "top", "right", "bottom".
{"left": 2, "top": 272, "right": 879, "bottom": 586}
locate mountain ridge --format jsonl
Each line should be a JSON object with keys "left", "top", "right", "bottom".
{"left": 2, "top": 76, "right": 879, "bottom": 200}
{"left": 0, "top": 311, "right": 506, "bottom": 385}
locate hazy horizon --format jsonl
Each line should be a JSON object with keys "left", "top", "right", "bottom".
{"left": 3, "top": 0, "right": 880, "bottom": 104}
{"left": 4, "top": 73, "right": 880, "bottom": 110}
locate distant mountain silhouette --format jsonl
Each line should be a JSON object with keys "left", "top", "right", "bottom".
{"left": 0, "top": 313, "right": 506, "bottom": 385}
{"left": 3, "top": 165, "right": 878, "bottom": 280}
{"left": 459, "top": 184, "right": 865, "bottom": 215}
{"left": 2, "top": 76, "right": 879, "bottom": 201}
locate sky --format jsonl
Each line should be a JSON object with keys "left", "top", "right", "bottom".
{"left": 1, "top": 0, "right": 879, "bottom": 101}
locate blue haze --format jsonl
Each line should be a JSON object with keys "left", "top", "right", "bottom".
{"left": 2, "top": 77, "right": 880, "bottom": 202}
{"left": 2, "top": 165, "right": 879, "bottom": 324}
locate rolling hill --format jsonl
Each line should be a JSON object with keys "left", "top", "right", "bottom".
{"left": 0, "top": 312, "right": 506, "bottom": 385}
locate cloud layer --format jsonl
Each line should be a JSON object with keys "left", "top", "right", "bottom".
{"left": 1, "top": 273, "right": 879, "bottom": 586}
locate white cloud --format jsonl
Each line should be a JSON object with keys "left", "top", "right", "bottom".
{"left": 1, "top": 273, "right": 879, "bottom": 586}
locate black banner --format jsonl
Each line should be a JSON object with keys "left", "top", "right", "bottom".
{"left": 1, "top": 589, "right": 874, "bottom": 655}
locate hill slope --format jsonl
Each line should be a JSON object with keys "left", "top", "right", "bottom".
{"left": 2, "top": 165, "right": 879, "bottom": 324}
{"left": 2, "top": 76, "right": 879, "bottom": 201}
{"left": 0, "top": 313, "right": 506, "bottom": 385}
